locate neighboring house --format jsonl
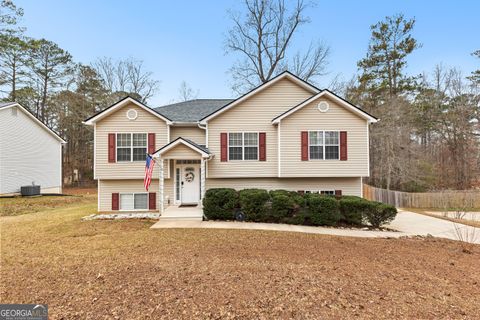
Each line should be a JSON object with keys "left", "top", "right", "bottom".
{"left": 0, "top": 102, "right": 66, "bottom": 195}
{"left": 84, "top": 71, "right": 377, "bottom": 215}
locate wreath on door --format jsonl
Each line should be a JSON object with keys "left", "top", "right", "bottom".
{"left": 184, "top": 168, "right": 195, "bottom": 182}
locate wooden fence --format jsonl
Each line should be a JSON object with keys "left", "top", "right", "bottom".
{"left": 362, "top": 184, "right": 480, "bottom": 209}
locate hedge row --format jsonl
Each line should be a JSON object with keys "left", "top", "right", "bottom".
{"left": 203, "top": 188, "right": 397, "bottom": 228}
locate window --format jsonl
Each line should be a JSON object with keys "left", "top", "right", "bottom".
{"left": 320, "top": 190, "right": 335, "bottom": 196}
{"left": 119, "top": 193, "right": 148, "bottom": 210}
{"left": 308, "top": 131, "right": 339, "bottom": 160}
{"left": 116, "top": 133, "right": 147, "bottom": 162}
{"left": 175, "top": 168, "right": 180, "bottom": 201}
{"left": 228, "top": 132, "right": 258, "bottom": 160}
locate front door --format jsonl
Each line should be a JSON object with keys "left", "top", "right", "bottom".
{"left": 179, "top": 164, "right": 200, "bottom": 204}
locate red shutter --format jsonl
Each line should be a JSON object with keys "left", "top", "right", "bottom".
{"left": 108, "top": 133, "right": 116, "bottom": 163}
{"left": 148, "top": 133, "right": 156, "bottom": 154}
{"left": 259, "top": 132, "right": 266, "bottom": 161}
{"left": 220, "top": 133, "right": 228, "bottom": 162}
{"left": 112, "top": 193, "right": 119, "bottom": 210}
{"left": 340, "top": 131, "right": 347, "bottom": 161}
{"left": 335, "top": 190, "right": 342, "bottom": 198}
{"left": 301, "top": 131, "right": 309, "bottom": 161}
{"left": 149, "top": 192, "right": 156, "bottom": 210}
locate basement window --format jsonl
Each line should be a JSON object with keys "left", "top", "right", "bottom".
{"left": 119, "top": 193, "right": 148, "bottom": 211}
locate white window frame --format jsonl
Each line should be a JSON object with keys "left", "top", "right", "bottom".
{"left": 119, "top": 192, "right": 149, "bottom": 211}
{"left": 305, "top": 190, "right": 335, "bottom": 195}
{"left": 308, "top": 130, "right": 340, "bottom": 160}
{"left": 116, "top": 133, "right": 147, "bottom": 162}
{"left": 227, "top": 132, "right": 259, "bottom": 161}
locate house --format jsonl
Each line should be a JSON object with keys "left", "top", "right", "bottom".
{"left": 0, "top": 102, "right": 66, "bottom": 195}
{"left": 84, "top": 71, "right": 377, "bottom": 217}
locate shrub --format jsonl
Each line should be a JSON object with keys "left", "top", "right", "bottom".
{"left": 283, "top": 211, "right": 311, "bottom": 225}
{"left": 269, "top": 194, "right": 294, "bottom": 222}
{"left": 339, "top": 197, "right": 370, "bottom": 225}
{"left": 363, "top": 202, "right": 397, "bottom": 228}
{"left": 202, "top": 188, "right": 238, "bottom": 220}
{"left": 307, "top": 194, "right": 341, "bottom": 226}
{"left": 239, "top": 189, "right": 270, "bottom": 221}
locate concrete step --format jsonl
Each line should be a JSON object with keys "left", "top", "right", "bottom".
{"left": 160, "top": 215, "right": 203, "bottom": 221}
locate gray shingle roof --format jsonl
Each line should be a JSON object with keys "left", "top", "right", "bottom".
{"left": 154, "top": 99, "right": 233, "bottom": 122}
{"left": 0, "top": 102, "right": 16, "bottom": 108}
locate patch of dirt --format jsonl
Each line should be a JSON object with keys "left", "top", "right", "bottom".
{"left": 1, "top": 199, "right": 479, "bottom": 319}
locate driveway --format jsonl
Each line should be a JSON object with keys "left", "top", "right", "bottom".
{"left": 389, "top": 209, "right": 479, "bottom": 244}
{"left": 152, "top": 210, "right": 479, "bottom": 244}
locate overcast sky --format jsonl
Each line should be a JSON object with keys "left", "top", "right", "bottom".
{"left": 16, "top": 0, "right": 480, "bottom": 106}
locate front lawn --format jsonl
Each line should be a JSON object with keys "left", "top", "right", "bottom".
{"left": 1, "top": 193, "right": 479, "bottom": 319}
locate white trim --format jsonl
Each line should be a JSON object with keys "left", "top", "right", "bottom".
{"left": 200, "top": 72, "right": 319, "bottom": 124}
{"left": 1, "top": 102, "right": 66, "bottom": 143}
{"left": 83, "top": 97, "right": 172, "bottom": 125}
{"left": 153, "top": 138, "right": 210, "bottom": 158}
{"left": 93, "top": 123, "right": 97, "bottom": 179}
{"left": 118, "top": 192, "right": 149, "bottom": 211}
{"left": 366, "top": 121, "right": 371, "bottom": 178}
{"left": 308, "top": 130, "right": 340, "bottom": 161}
{"left": 272, "top": 91, "right": 378, "bottom": 124}
{"left": 227, "top": 132, "right": 259, "bottom": 161}
{"left": 159, "top": 159, "right": 164, "bottom": 213}
{"left": 277, "top": 122, "right": 281, "bottom": 177}
{"left": 167, "top": 124, "right": 171, "bottom": 142}
{"left": 360, "top": 177, "right": 364, "bottom": 198}
{"left": 59, "top": 143, "right": 63, "bottom": 193}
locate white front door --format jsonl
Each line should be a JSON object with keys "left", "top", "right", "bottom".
{"left": 179, "top": 164, "right": 200, "bottom": 204}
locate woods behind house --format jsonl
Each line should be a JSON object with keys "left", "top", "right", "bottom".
{"left": 1, "top": 0, "right": 479, "bottom": 191}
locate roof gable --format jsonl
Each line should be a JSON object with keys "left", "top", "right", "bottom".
{"left": 0, "top": 102, "right": 66, "bottom": 143}
{"left": 199, "top": 71, "right": 320, "bottom": 124}
{"left": 272, "top": 90, "right": 378, "bottom": 124}
{"left": 84, "top": 96, "right": 172, "bottom": 125}
{"left": 154, "top": 99, "right": 233, "bottom": 123}
{"left": 152, "top": 137, "right": 210, "bottom": 158}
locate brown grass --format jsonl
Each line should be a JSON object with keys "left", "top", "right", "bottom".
{"left": 1, "top": 196, "right": 479, "bottom": 319}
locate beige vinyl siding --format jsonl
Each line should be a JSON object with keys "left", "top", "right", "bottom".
{"left": 207, "top": 78, "right": 313, "bottom": 178}
{"left": 206, "top": 177, "right": 362, "bottom": 196}
{"left": 95, "top": 103, "right": 169, "bottom": 179}
{"left": 98, "top": 179, "right": 174, "bottom": 212}
{"left": 170, "top": 126, "right": 205, "bottom": 144}
{"left": 161, "top": 144, "right": 203, "bottom": 159}
{"left": 280, "top": 96, "right": 369, "bottom": 177}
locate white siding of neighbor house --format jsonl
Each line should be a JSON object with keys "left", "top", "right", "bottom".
{"left": 0, "top": 106, "right": 63, "bottom": 194}
{"left": 207, "top": 78, "right": 313, "bottom": 178}
{"left": 95, "top": 102, "right": 170, "bottom": 179}
{"left": 170, "top": 126, "right": 205, "bottom": 145}
{"left": 280, "top": 96, "right": 369, "bottom": 177}
{"left": 206, "top": 177, "right": 362, "bottom": 196}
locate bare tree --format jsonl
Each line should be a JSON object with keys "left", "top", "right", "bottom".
{"left": 177, "top": 81, "right": 198, "bottom": 101}
{"left": 92, "top": 57, "right": 160, "bottom": 103}
{"left": 226, "top": 0, "right": 329, "bottom": 93}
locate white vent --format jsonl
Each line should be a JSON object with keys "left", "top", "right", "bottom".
{"left": 317, "top": 101, "right": 329, "bottom": 113}
{"left": 126, "top": 109, "right": 138, "bottom": 120}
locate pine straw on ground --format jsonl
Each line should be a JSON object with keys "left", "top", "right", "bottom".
{"left": 1, "top": 197, "right": 479, "bottom": 319}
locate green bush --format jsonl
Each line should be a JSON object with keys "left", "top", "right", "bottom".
{"left": 363, "top": 202, "right": 397, "bottom": 228}
{"left": 269, "top": 190, "right": 305, "bottom": 206}
{"left": 307, "top": 194, "right": 341, "bottom": 226}
{"left": 269, "top": 194, "right": 294, "bottom": 222}
{"left": 283, "top": 211, "right": 311, "bottom": 225}
{"left": 339, "top": 197, "right": 370, "bottom": 225}
{"left": 239, "top": 189, "right": 270, "bottom": 221}
{"left": 202, "top": 188, "right": 238, "bottom": 220}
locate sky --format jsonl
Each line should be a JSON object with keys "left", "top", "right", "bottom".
{"left": 15, "top": 0, "right": 480, "bottom": 106}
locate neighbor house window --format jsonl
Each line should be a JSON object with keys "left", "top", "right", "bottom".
{"left": 119, "top": 193, "right": 148, "bottom": 210}
{"left": 228, "top": 132, "right": 258, "bottom": 160}
{"left": 116, "top": 133, "right": 147, "bottom": 162}
{"left": 309, "top": 131, "right": 339, "bottom": 160}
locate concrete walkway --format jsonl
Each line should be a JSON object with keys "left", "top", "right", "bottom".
{"left": 152, "top": 209, "right": 479, "bottom": 244}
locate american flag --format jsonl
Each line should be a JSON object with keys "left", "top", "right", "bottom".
{"left": 144, "top": 154, "right": 155, "bottom": 191}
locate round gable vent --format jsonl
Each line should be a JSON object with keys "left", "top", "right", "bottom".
{"left": 317, "top": 101, "right": 329, "bottom": 113}
{"left": 126, "top": 109, "right": 138, "bottom": 120}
